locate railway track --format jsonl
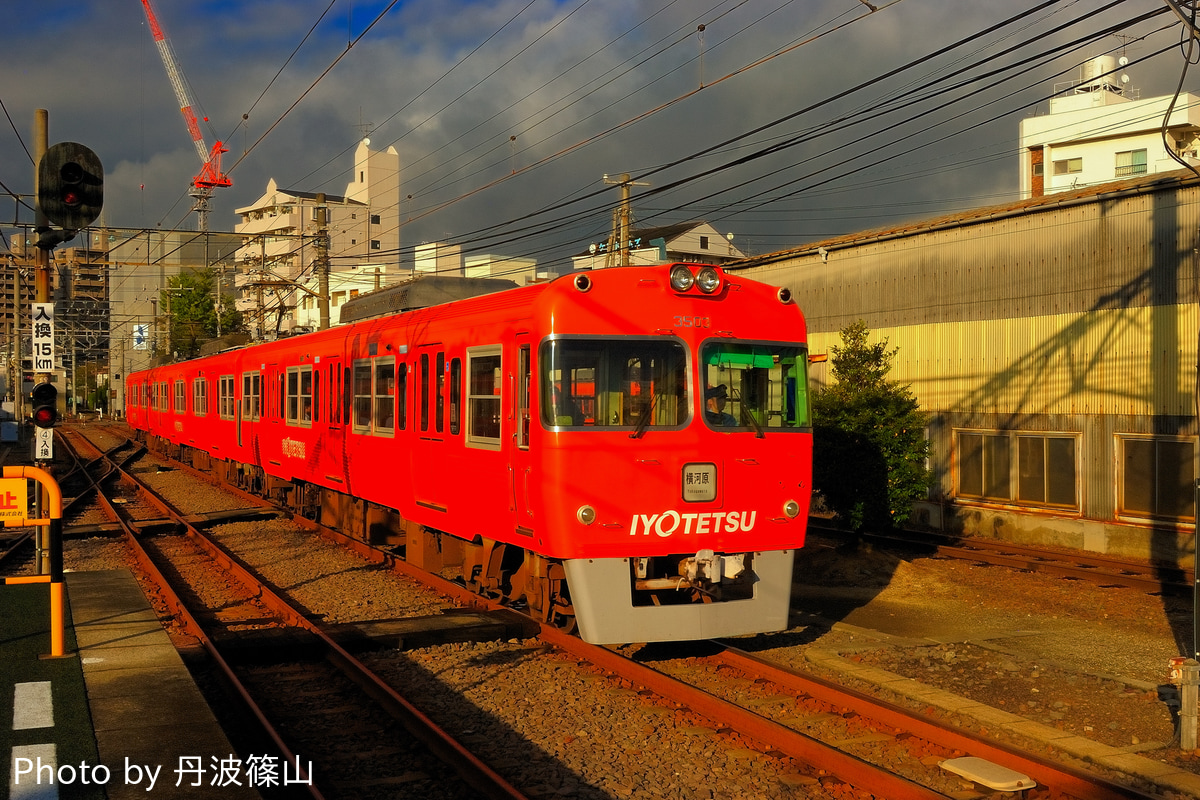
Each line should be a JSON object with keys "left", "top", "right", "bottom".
{"left": 59, "top": 425, "right": 527, "bottom": 800}
{"left": 810, "top": 521, "right": 1194, "bottom": 596}
{"left": 56, "top": 423, "right": 1170, "bottom": 800}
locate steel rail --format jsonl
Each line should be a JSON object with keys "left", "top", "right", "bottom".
{"left": 77, "top": 430, "right": 530, "bottom": 800}
{"left": 120, "top": 429, "right": 1142, "bottom": 798}
{"left": 715, "top": 646, "right": 1157, "bottom": 800}
{"left": 0, "top": 531, "right": 34, "bottom": 570}
{"left": 58, "top": 429, "right": 324, "bottom": 799}
{"left": 812, "top": 523, "right": 1193, "bottom": 595}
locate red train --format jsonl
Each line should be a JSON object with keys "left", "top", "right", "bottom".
{"left": 125, "top": 263, "right": 812, "bottom": 643}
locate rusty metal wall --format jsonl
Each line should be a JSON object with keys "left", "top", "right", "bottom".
{"left": 733, "top": 178, "right": 1200, "bottom": 533}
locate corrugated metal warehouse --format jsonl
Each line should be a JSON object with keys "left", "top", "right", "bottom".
{"left": 729, "top": 169, "right": 1199, "bottom": 565}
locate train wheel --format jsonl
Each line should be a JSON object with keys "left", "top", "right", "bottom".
{"left": 542, "top": 562, "right": 576, "bottom": 632}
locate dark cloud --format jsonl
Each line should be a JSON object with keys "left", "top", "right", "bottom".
{"left": 2, "top": 0, "right": 1189, "bottom": 270}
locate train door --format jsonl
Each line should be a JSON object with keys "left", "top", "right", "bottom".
{"left": 265, "top": 363, "right": 282, "bottom": 467}
{"left": 323, "top": 357, "right": 347, "bottom": 481}
{"left": 238, "top": 366, "right": 262, "bottom": 454}
{"left": 413, "top": 345, "right": 447, "bottom": 513}
{"left": 510, "top": 339, "right": 535, "bottom": 533}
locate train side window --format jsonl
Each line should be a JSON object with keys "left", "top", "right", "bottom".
{"left": 352, "top": 361, "right": 372, "bottom": 433}
{"left": 467, "top": 347, "right": 502, "bottom": 449}
{"left": 219, "top": 375, "right": 235, "bottom": 420}
{"left": 373, "top": 357, "right": 396, "bottom": 436}
{"left": 449, "top": 358, "right": 461, "bottom": 435}
{"left": 517, "top": 345, "right": 531, "bottom": 449}
{"left": 326, "top": 362, "right": 340, "bottom": 424}
{"left": 435, "top": 352, "right": 446, "bottom": 433}
{"left": 192, "top": 378, "right": 207, "bottom": 417}
{"left": 420, "top": 354, "right": 430, "bottom": 432}
{"left": 286, "top": 366, "right": 313, "bottom": 427}
{"left": 396, "top": 363, "right": 408, "bottom": 431}
{"left": 241, "top": 372, "right": 261, "bottom": 421}
{"left": 312, "top": 370, "right": 321, "bottom": 423}
{"left": 174, "top": 380, "right": 185, "bottom": 414}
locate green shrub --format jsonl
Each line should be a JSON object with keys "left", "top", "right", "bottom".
{"left": 812, "top": 320, "right": 931, "bottom": 532}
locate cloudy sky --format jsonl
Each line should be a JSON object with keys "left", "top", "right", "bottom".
{"left": 1, "top": 0, "right": 1192, "bottom": 272}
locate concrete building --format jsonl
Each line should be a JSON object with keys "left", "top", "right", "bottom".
{"left": 464, "top": 253, "right": 544, "bottom": 284}
{"left": 571, "top": 221, "right": 746, "bottom": 270}
{"left": 1020, "top": 55, "right": 1200, "bottom": 198}
{"left": 105, "top": 228, "right": 241, "bottom": 413}
{"left": 234, "top": 140, "right": 400, "bottom": 335}
{"left": 291, "top": 265, "right": 390, "bottom": 330}
{"left": 415, "top": 242, "right": 463, "bottom": 276}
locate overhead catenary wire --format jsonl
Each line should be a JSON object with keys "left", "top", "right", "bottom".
{"left": 377, "top": 0, "right": 1162, "bottom": 269}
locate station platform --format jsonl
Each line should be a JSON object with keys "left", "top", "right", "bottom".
{"left": 2, "top": 570, "right": 258, "bottom": 800}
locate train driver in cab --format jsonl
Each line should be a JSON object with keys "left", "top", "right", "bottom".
{"left": 705, "top": 384, "right": 737, "bottom": 426}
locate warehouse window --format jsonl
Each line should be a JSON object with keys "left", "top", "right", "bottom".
{"left": 1052, "top": 157, "right": 1082, "bottom": 175}
{"left": 219, "top": 375, "right": 235, "bottom": 420}
{"left": 957, "top": 430, "right": 1079, "bottom": 509}
{"left": 1119, "top": 436, "right": 1195, "bottom": 522}
{"left": 467, "top": 347, "right": 502, "bottom": 448}
{"left": 241, "top": 372, "right": 261, "bottom": 421}
{"left": 1115, "top": 149, "right": 1147, "bottom": 177}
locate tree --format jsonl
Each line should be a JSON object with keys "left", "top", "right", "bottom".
{"left": 162, "top": 268, "right": 243, "bottom": 359}
{"left": 812, "top": 320, "right": 931, "bottom": 532}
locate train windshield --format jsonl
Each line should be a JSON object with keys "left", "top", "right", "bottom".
{"left": 701, "top": 341, "right": 811, "bottom": 433}
{"left": 541, "top": 338, "right": 689, "bottom": 430}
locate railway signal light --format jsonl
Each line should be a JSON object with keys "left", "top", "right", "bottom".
{"left": 31, "top": 382, "right": 58, "bottom": 429}
{"left": 38, "top": 142, "right": 103, "bottom": 231}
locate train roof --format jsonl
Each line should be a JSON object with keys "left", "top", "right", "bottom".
{"left": 338, "top": 274, "right": 521, "bottom": 323}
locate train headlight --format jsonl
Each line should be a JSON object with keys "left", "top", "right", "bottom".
{"left": 783, "top": 499, "right": 801, "bottom": 519}
{"left": 669, "top": 264, "right": 695, "bottom": 292}
{"left": 696, "top": 267, "right": 721, "bottom": 294}
{"left": 576, "top": 505, "right": 597, "bottom": 525}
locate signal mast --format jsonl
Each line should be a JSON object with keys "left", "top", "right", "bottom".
{"left": 138, "top": 0, "right": 232, "bottom": 231}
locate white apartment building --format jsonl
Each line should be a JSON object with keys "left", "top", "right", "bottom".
{"left": 234, "top": 139, "right": 400, "bottom": 335}
{"left": 1020, "top": 56, "right": 1200, "bottom": 199}
{"left": 571, "top": 221, "right": 746, "bottom": 271}
{"left": 290, "top": 265, "right": 395, "bottom": 330}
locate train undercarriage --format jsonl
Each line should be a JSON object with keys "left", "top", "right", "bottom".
{"left": 147, "top": 436, "right": 579, "bottom": 631}
{"left": 143, "top": 434, "right": 782, "bottom": 643}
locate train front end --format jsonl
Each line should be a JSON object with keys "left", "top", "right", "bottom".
{"left": 533, "top": 264, "right": 812, "bottom": 644}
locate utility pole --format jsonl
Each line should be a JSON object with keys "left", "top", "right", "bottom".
{"left": 602, "top": 173, "right": 650, "bottom": 267}
{"left": 316, "top": 193, "right": 330, "bottom": 331}
{"left": 33, "top": 111, "right": 50, "bottom": 307}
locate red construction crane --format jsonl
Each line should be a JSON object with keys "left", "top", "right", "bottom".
{"left": 139, "top": 0, "right": 231, "bottom": 231}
